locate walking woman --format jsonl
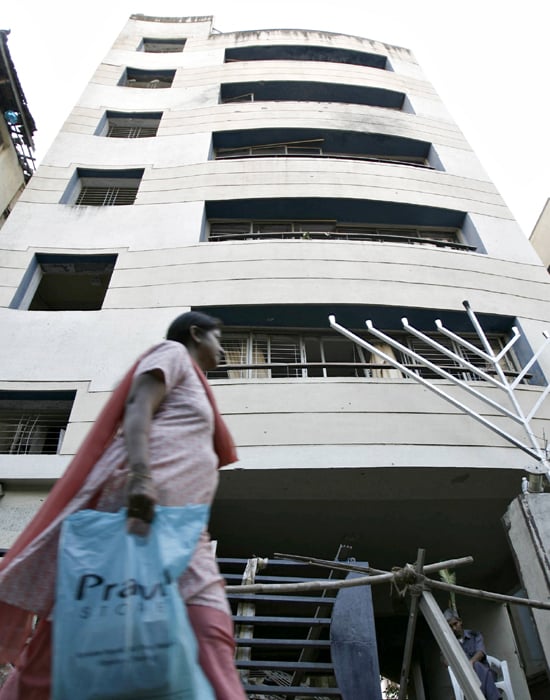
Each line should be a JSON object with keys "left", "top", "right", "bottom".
{"left": 0, "top": 311, "right": 246, "bottom": 699}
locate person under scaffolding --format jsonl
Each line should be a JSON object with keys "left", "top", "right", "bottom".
{"left": 444, "top": 608, "right": 501, "bottom": 700}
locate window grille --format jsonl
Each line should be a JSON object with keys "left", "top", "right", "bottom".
{"left": 208, "top": 220, "right": 470, "bottom": 250}
{"left": 107, "top": 124, "right": 158, "bottom": 138}
{"left": 0, "top": 393, "right": 75, "bottom": 455}
{"left": 102, "top": 112, "right": 162, "bottom": 139}
{"left": 208, "top": 331, "right": 518, "bottom": 382}
{"left": 75, "top": 185, "right": 139, "bottom": 206}
{"left": 106, "top": 123, "right": 158, "bottom": 138}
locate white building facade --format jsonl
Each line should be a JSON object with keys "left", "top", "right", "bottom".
{"left": 1, "top": 15, "right": 549, "bottom": 697}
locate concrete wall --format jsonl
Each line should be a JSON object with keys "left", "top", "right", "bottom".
{"left": 530, "top": 199, "right": 550, "bottom": 269}
{"left": 504, "top": 495, "right": 550, "bottom": 674}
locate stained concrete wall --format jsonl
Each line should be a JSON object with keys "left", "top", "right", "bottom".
{"left": 504, "top": 494, "right": 550, "bottom": 675}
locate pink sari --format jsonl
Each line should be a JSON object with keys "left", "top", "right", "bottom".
{"left": 0, "top": 351, "right": 237, "bottom": 667}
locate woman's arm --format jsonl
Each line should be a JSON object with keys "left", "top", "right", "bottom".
{"left": 123, "top": 370, "right": 166, "bottom": 532}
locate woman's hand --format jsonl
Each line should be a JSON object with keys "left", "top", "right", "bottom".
{"left": 126, "top": 471, "right": 157, "bottom": 535}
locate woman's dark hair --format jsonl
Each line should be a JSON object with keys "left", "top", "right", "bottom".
{"left": 166, "top": 311, "right": 221, "bottom": 347}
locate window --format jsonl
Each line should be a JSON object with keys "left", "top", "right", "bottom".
{"left": 67, "top": 168, "right": 144, "bottom": 206}
{"left": 12, "top": 253, "right": 117, "bottom": 311}
{"left": 141, "top": 38, "right": 186, "bottom": 53}
{"left": 208, "top": 220, "right": 468, "bottom": 250}
{"left": 0, "top": 391, "right": 75, "bottom": 455}
{"left": 224, "top": 45, "right": 387, "bottom": 69}
{"left": 101, "top": 112, "right": 161, "bottom": 138}
{"left": 121, "top": 68, "right": 175, "bottom": 89}
{"left": 208, "top": 330, "right": 516, "bottom": 381}
{"left": 220, "top": 81, "right": 404, "bottom": 109}
{"left": 213, "top": 129, "right": 431, "bottom": 167}
{"left": 205, "top": 199, "right": 479, "bottom": 252}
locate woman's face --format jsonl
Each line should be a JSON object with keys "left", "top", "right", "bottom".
{"left": 196, "top": 328, "right": 224, "bottom": 371}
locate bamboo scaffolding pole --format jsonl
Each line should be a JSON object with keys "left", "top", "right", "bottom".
{"left": 227, "top": 552, "right": 550, "bottom": 611}
{"left": 418, "top": 575, "right": 550, "bottom": 611}
{"left": 398, "top": 548, "right": 425, "bottom": 700}
{"left": 272, "top": 552, "right": 473, "bottom": 576}
{"left": 226, "top": 568, "right": 397, "bottom": 594}
{"left": 225, "top": 555, "right": 470, "bottom": 594}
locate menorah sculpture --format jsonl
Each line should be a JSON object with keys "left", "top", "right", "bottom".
{"left": 329, "top": 301, "right": 550, "bottom": 489}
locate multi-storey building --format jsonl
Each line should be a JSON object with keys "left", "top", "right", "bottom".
{"left": 1, "top": 14, "right": 549, "bottom": 698}
{"left": 0, "top": 30, "right": 35, "bottom": 228}
{"left": 531, "top": 199, "right": 550, "bottom": 271}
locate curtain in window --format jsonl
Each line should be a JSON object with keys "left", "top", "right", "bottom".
{"left": 251, "top": 339, "right": 269, "bottom": 379}
{"left": 223, "top": 337, "right": 248, "bottom": 379}
{"left": 369, "top": 343, "right": 401, "bottom": 378}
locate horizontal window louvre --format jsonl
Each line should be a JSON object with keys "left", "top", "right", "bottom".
{"left": 106, "top": 124, "right": 159, "bottom": 138}
{"left": 75, "top": 186, "right": 139, "bottom": 206}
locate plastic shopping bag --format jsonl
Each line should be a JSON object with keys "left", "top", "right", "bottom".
{"left": 52, "top": 506, "right": 215, "bottom": 700}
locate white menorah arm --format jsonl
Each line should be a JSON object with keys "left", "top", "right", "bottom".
{"left": 328, "top": 314, "right": 549, "bottom": 476}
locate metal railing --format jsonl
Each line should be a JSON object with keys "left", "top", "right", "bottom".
{"left": 208, "top": 228, "right": 473, "bottom": 251}
{"left": 208, "top": 362, "right": 521, "bottom": 381}
{"left": 215, "top": 149, "right": 431, "bottom": 169}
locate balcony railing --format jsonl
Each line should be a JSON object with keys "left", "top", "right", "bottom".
{"left": 208, "top": 226, "right": 474, "bottom": 251}
{"left": 214, "top": 146, "right": 431, "bottom": 169}
{"left": 209, "top": 362, "right": 521, "bottom": 381}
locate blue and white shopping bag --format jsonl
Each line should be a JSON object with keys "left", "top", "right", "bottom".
{"left": 52, "top": 505, "right": 215, "bottom": 700}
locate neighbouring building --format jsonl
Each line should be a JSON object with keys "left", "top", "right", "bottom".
{"left": 1, "top": 15, "right": 549, "bottom": 698}
{"left": 0, "top": 30, "right": 35, "bottom": 228}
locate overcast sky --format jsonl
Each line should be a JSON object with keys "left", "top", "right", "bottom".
{"left": 2, "top": 0, "right": 549, "bottom": 235}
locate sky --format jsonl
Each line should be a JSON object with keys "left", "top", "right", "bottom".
{"left": 2, "top": 0, "right": 549, "bottom": 236}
